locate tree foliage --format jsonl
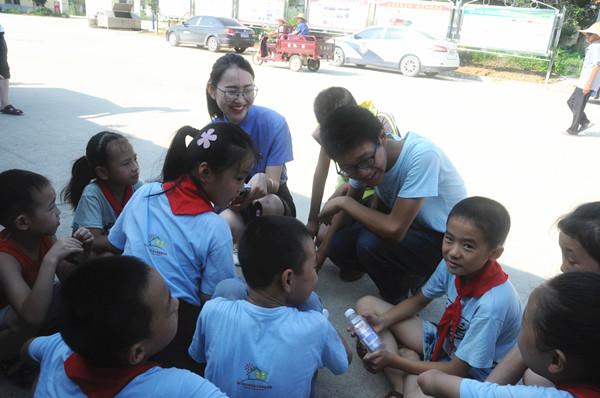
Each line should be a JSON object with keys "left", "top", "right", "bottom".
{"left": 32, "top": 0, "right": 47, "bottom": 7}
{"left": 562, "top": 0, "right": 597, "bottom": 37}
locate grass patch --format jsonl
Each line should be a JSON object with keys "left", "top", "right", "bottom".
{"left": 460, "top": 48, "right": 583, "bottom": 77}
{"left": 0, "top": 7, "right": 68, "bottom": 17}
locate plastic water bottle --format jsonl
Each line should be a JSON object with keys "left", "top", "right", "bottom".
{"left": 344, "top": 308, "right": 384, "bottom": 352}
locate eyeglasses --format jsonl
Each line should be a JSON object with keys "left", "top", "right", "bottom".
{"left": 335, "top": 142, "right": 380, "bottom": 178}
{"left": 216, "top": 85, "right": 258, "bottom": 101}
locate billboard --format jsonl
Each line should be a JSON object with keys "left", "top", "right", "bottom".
{"left": 308, "top": 0, "right": 370, "bottom": 31}
{"left": 460, "top": 5, "right": 558, "bottom": 56}
{"left": 237, "top": 0, "right": 285, "bottom": 24}
{"left": 374, "top": 0, "right": 453, "bottom": 39}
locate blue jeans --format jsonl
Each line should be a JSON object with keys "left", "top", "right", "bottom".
{"left": 213, "top": 277, "right": 324, "bottom": 312}
{"left": 327, "top": 221, "right": 444, "bottom": 303}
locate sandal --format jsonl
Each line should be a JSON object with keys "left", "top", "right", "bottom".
{"left": 1, "top": 104, "right": 23, "bottom": 115}
{"left": 384, "top": 391, "right": 403, "bottom": 398}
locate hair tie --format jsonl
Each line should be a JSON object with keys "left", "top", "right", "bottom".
{"left": 197, "top": 128, "right": 217, "bottom": 149}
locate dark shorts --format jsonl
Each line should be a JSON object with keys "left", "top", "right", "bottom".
{"left": 240, "top": 182, "right": 296, "bottom": 224}
{"left": 0, "top": 33, "right": 10, "bottom": 79}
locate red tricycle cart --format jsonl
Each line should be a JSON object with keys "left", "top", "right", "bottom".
{"left": 253, "top": 34, "right": 334, "bottom": 72}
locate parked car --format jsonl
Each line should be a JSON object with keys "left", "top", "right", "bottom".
{"left": 166, "top": 16, "right": 255, "bottom": 53}
{"left": 331, "top": 25, "right": 459, "bottom": 77}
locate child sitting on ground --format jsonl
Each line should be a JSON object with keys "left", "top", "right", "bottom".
{"left": 23, "top": 255, "right": 227, "bottom": 397}
{"left": 108, "top": 123, "right": 258, "bottom": 370}
{"left": 354, "top": 197, "right": 521, "bottom": 398}
{"left": 63, "top": 131, "right": 141, "bottom": 255}
{"left": 189, "top": 216, "right": 351, "bottom": 398}
{"left": 487, "top": 201, "right": 600, "bottom": 386}
{"left": 307, "top": 87, "right": 400, "bottom": 240}
{"left": 0, "top": 169, "right": 92, "bottom": 362}
{"left": 418, "top": 272, "right": 600, "bottom": 398}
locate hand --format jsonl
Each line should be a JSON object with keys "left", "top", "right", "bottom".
{"left": 45, "top": 237, "right": 84, "bottom": 264}
{"left": 583, "top": 86, "right": 592, "bottom": 96}
{"left": 72, "top": 227, "right": 94, "bottom": 249}
{"left": 363, "top": 349, "right": 393, "bottom": 373}
{"left": 248, "top": 173, "right": 269, "bottom": 201}
{"left": 317, "top": 197, "right": 346, "bottom": 225}
{"left": 328, "top": 183, "right": 350, "bottom": 200}
{"left": 362, "top": 312, "right": 387, "bottom": 334}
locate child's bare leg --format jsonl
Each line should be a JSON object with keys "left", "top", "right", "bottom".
{"left": 357, "top": 296, "right": 424, "bottom": 394}
{"left": 255, "top": 194, "right": 284, "bottom": 216}
{"left": 399, "top": 348, "right": 432, "bottom": 398}
{"left": 220, "top": 209, "right": 245, "bottom": 244}
{"left": 523, "top": 368, "right": 555, "bottom": 387}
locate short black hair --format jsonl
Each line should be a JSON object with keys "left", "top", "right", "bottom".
{"left": 533, "top": 272, "right": 600, "bottom": 385}
{"left": 239, "top": 216, "right": 312, "bottom": 289}
{"left": 313, "top": 87, "right": 357, "bottom": 125}
{"left": 320, "top": 105, "right": 382, "bottom": 160}
{"left": 447, "top": 196, "right": 511, "bottom": 248}
{"left": 60, "top": 256, "right": 153, "bottom": 367}
{"left": 0, "top": 169, "right": 51, "bottom": 230}
{"left": 557, "top": 202, "right": 600, "bottom": 265}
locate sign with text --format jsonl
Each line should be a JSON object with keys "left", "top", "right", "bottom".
{"left": 308, "top": 0, "right": 370, "bottom": 31}
{"left": 374, "top": 0, "right": 453, "bottom": 39}
{"left": 237, "top": 0, "right": 285, "bottom": 24}
{"left": 460, "top": 6, "right": 558, "bottom": 56}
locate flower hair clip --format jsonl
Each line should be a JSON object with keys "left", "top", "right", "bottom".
{"left": 197, "top": 128, "right": 217, "bottom": 149}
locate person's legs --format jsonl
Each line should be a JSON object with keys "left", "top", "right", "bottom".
{"left": 567, "top": 88, "right": 592, "bottom": 133}
{"left": 354, "top": 225, "right": 443, "bottom": 303}
{"left": 0, "top": 78, "right": 8, "bottom": 108}
{"left": 402, "top": 348, "right": 432, "bottom": 398}
{"left": 356, "top": 295, "right": 424, "bottom": 394}
{"left": 219, "top": 209, "right": 245, "bottom": 244}
{"left": 327, "top": 222, "right": 368, "bottom": 273}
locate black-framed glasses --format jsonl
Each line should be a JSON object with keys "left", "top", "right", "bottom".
{"left": 216, "top": 85, "right": 258, "bottom": 101}
{"left": 334, "top": 142, "right": 380, "bottom": 177}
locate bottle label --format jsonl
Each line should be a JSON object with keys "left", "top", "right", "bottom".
{"left": 355, "top": 319, "right": 381, "bottom": 351}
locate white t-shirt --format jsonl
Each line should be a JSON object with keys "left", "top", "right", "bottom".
{"left": 28, "top": 333, "right": 227, "bottom": 398}
{"left": 189, "top": 297, "right": 349, "bottom": 398}
{"left": 421, "top": 261, "right": 523, "bottom": 380}
{"left": 108, "top": 182, "right": 235, "bottom": 306}
{"left": 577, "top": 41, "right": 600, "bottom": 91}
{"left": 350, "top": 132, "right": 466, "bottom": 233}
{"left": 460, "top": 379, "right": 574, "bottom": 398}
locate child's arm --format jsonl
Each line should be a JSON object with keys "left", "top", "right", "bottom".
{"left": 307, "top": 147, "right": 331, "bottom": 236}
{"left": 362, "top": 291, "right": 431, "bottom": 334}
{"left": 485, "top": 345, "right": 527, "bottom": 385}
{"left": 20, "top": 337, "right": 38, "bottom": 367}
{"left": 56, "top": 228, "right": 94, "bottom": 281}
{"left": 417, "top": 369, "right": 462, "bottom": 398}
{"left": 87, "top": 228, "right": 113, "bottom": 254}
{"left": 319, "top": 195, "right": 425, "bottom": 242}
{"left": 364, "top": 349, "right": 470, "bottom": 377}
{"left": 0, "top": 238, "right": 83, "bottom": 325}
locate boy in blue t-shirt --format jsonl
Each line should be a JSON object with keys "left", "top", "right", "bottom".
{"left": 189, "top": 216, "right": 351, "bottom": 398}
{"left": 317, "top": 105, "right": 466, "bottom": 303}
{"left": 353, "top": 197, "right": 522, "bottom": 398}
{"left": 22, "top": 256, "right": 226, "bottom": 397}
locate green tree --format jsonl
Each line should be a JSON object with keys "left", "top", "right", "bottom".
{"left": 562, "top": 0, "right": 597, "bottom": 37}
{"left": 33, "top": 0, "right": 47, "bottom": 6}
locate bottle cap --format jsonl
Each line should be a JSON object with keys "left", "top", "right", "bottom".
{"left": 344, "top": 308, "right": 356, "bottom": 318}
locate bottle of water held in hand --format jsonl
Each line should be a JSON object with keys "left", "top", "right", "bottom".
{"left": 344, "top": 308, "right": 384, "bottom": 352}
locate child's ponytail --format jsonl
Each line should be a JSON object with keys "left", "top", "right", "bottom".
{"left": 162, "top": 126, "right": 201, "bottom": 182}
{"left": 62, "top": 131, "right": 126, "bottom": 208}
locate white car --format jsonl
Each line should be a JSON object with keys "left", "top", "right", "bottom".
{"left": 331, "top": 25, "right": 459, "bottom": 77}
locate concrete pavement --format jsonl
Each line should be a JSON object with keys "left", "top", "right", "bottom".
{"left": 0, "top": 13, "right": 594, "bottom": 397}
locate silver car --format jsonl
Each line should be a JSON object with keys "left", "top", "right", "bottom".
{"left": 331, "top": 25, "right": 459, "bottom": 77}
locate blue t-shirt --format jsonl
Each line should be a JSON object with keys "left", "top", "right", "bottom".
{"left": 293, "top": 21, "right": 310, "bottom": 35}
{"left": 351, "top": 132, "right": 466, "bottom": 233}
{"left": 108, "top": 183, "right": 235, "bottom": 306}
{"left": 421, "top": 261, "right": 522, "bottom": 381}
{"left": 72, "top": 180, "right": 143, "bottom": 233}
{"left": 28, "top": 333, "right": 227, "bottom": 398}
{"left": 460, "top": 379, "right": 574, "bottom": 398}
{"left": 188, "top": 298, "right": 348, "bottom": 398}
{"left": 221, "top": 105, "right": 293, "bottom": 184}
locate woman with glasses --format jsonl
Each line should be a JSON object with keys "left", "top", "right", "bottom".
{"left": 206, "top": 53, "right": 295, "bottom": 241}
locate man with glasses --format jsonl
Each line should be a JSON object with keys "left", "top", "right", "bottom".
{"left": 316, "top": 105, "right": 466, "bottom": 304}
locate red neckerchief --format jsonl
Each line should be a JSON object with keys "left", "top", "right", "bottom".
{"left": 431, "top": 260, "right": 508, "bottom": 361}
{"left": 0, "top": 231, "right": 53, "bottom": 308}
{"left": 98, "top": 180, "right": 133, "bottom": 216}
{"left": 163, "top": 175, "right": 214, "bottom": 215}
{"left": 557, "top": 384, "right": 600, "bottom": 398}
{"left": 64, "top": 352, "right": 157, "bottom": 398}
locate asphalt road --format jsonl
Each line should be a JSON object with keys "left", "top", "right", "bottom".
{"left": 0, "top": 13, "right": 597, "bottom": 397}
